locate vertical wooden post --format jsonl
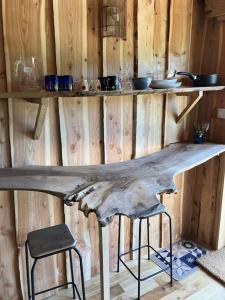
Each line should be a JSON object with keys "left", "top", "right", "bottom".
{"left": 99, "top": 224, "right": 110, "bottom": 300}
{"left": 214, "top": 153, "right": 225, "bottom": 249}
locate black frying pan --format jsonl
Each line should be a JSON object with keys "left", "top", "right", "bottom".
{"left": 176, "top": 72, "right": 220, "bottom": 87}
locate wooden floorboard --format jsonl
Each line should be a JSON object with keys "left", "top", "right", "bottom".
{"left": 46, "top": 260, "right": 225, "bottom": 299}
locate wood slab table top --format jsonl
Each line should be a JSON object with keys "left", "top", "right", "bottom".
{"left": 0, "top": 143, "right": 225, "bottom": 226}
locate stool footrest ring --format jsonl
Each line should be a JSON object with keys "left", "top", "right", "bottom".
{"left": 34, "top": 282, "right": 79, "bottom": 297}
{"left": 118, "top": 244, "right": 172, "bottom": 281}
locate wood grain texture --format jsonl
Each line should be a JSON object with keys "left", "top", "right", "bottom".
{"left": 2, "top": 1, "right": 64, "bottom": 299}
{"left": 181, "top": 0, "right": 206, "bottom": 243}
{"left": 53, "top": 0, "right": 102, "bottom": 281}
{"left": 47, "top": 263, "right": 225, "bottom": 300}
{"left": 133, "top": 0, "right": 169, "bottom": 254}
{"left": 87, "top": 0, "right": 102, "bottom": 277}
{"left": 0, "top": 1, "right": 223, "bottom": 298}
{"left": 193, "top": 18, "right": 225, "bottom": 249}
{"left": 0, "top": 1, "right": 21, "bottom": 298}
{"left": 0, "top": 100, "right": 22, "bottom": 300}
{"left": 54, "top": 0, "right": 91, "bottom": 283}
{"left": 0, "top": 2, "right": 21, "bottom": 300}
{"left": 0, "top": 143, "right": 224, "bottom": 228}
{"left": 163, "top": 0, "right": 193, "bottom": 246}
{"left": 0, "top": 86, "right": 224, "bottom": 99}
{"left": 102, "top": 0, "right": 134, "bottom": 271}
{"left": 33, "top": 98, "right": 49, "bottom": 140}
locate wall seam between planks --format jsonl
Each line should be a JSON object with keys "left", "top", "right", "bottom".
{"left": 131, "top": 0, "right": 138, "bottom": 160}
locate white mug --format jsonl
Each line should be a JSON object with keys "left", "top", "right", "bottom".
{"left": 74, "top": 79, "right": 89, "bottom": 92}
{"left": 89, "top": 79, "right": 101, "bottom": 92}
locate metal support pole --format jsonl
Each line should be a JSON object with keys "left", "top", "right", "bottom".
{"left": 31, "top": 259, "right": 37, "bottom": 300}
{"left": 69, "top": 249, "right": 76, "bottom": 299}
{"left": 138, "top": 219, "right": 142, "bottom": 300}
{"left": 147, "top": 218, "right": 150, "bottom": 260}
{"left": 165, "top": 212, "right": 173, "bottom": 285}
{"left": 73, "top": 248, "right": 86, "bottom": 300}
{"left": 25, "top": 240, "right": 31, "bottom": 300}
{"left": 117, "top": 215, "right": 121, "bottom": 272}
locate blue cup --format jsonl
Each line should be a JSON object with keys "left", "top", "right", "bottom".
{"left": 58, "top": 75, "right": 73, "bottom": 91}
{"left": 45, "top": 75, "right": 58, "bottom": 91}
{"left": 194, "top": 131, "right": 204, "bottom": 144}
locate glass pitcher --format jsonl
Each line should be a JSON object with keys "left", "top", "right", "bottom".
{"left": 14, "top": 56, "right": 42, "bottom": 91}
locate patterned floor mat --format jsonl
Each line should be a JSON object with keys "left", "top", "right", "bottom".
{"left": 151, "top": 240, "right": 207, "bottom": 280}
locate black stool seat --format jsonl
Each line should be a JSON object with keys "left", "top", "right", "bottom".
{"left": 28, "top": 224, "right": 76, "bottom": 258}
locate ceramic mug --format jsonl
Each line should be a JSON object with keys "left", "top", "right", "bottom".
{"left": 58, "top": 75, "right": 73, "bottom": 91}
{"left": 98, "top": 77, "right": 108, "bottom": 91}
{"left": 89, "top": 79, "right": 101, "bottom": 92}
{"left": 107, "top": 76, "right": 120, "bottom": 90}
{"left": 75, "top": 79, "right": 89, "bottom": 92}
{"left": 45, "top": 75, "right": 58, "bottom": 91}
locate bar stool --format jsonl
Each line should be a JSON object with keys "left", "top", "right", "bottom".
{"left": 25, "top": 224, "right": 86, "bottom": 300}
{"left": 117, "top": 209, "right": 173, "bottom": 300}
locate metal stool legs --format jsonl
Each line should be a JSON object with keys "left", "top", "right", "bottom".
{"left": 69, "top": 249, "right": 76, "bottom": 299}
{"left": 31, "top": 259, "right": 37, "bottom": 300}
{"left": 165, "top": 212, "right": 173, "bottom": 285}
{"left": 117, "top": 217, "right": 152, "bottom": 273}
{"left": 25, "top": 241, "right": 38, "bottom": 300}
{"left": 137, "top": 218, "right": 142, "bottom": 299}
{"left": 117, "top": 212, "right": 173, "bottom": 300}
{"left": 73, "top": 247, "right": 86, "bottom": 300}
{"left": 117, "top": 215, "right": 122, "bottom": 273}
{"left": 25, "top": 241, "right": 31, "bottom": 299}
{"left": 147, "top": 218, "right": 150, "bottom": 260}
{"left": 25, "top": 246, "right": 86, "bottom": 300}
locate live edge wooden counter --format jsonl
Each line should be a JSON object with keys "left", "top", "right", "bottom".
{"left": 0, "top": 143, "right": 225, "bottom": 299}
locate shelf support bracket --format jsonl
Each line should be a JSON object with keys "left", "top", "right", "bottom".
{"left": 33, "top": 98, "right": 49, "bottom": 140}
{"left": 176, "top": 90, "right": 204, "bottom": 124}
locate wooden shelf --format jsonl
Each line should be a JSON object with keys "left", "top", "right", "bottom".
{"left": 1, "top": 85, "right": 224, "bottom": 99}
{"left": 3, "top": 86, "right": 224, "bottom": 140}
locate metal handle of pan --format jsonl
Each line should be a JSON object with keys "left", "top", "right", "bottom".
{"left": 176, "top": 72, "right": 197, "bottom": 81}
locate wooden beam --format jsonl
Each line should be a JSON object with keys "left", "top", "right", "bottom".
{"left": 176, "top": 91, "right": 203, "bottom": 123}
{"left": 206, "top": 7, "right": 225, "bottom": 18}
{"left": 33, "top": 98, "right": 49, "bottom": 140}
{"left": 213, "top": 153, "right": 225, "bottom": 249}
{"left": 99, "top": 225, "right": 110, "bottom": 300}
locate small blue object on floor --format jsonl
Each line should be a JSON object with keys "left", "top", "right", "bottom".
{"left": 151, "top": 240, "right": 206, "bottom": 281}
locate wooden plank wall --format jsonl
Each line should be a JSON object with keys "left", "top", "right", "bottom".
{"left": 162, "top": 0, "right": 194, "bottom": 246}
{"left": 0, "top": 1, "right": 219, "bottom": 299}
{"left": 0, "top": 2, "right": 21, "bottom": 297}
{"left": 2, "top": 1, "right": 64, "bottom": 299}
{"left": 182, "top": 9, "right": 225, "bottom": 250}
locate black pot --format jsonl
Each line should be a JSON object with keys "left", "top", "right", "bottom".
{"left": 176, "top": 72, "right": 220, "bottom": 87}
